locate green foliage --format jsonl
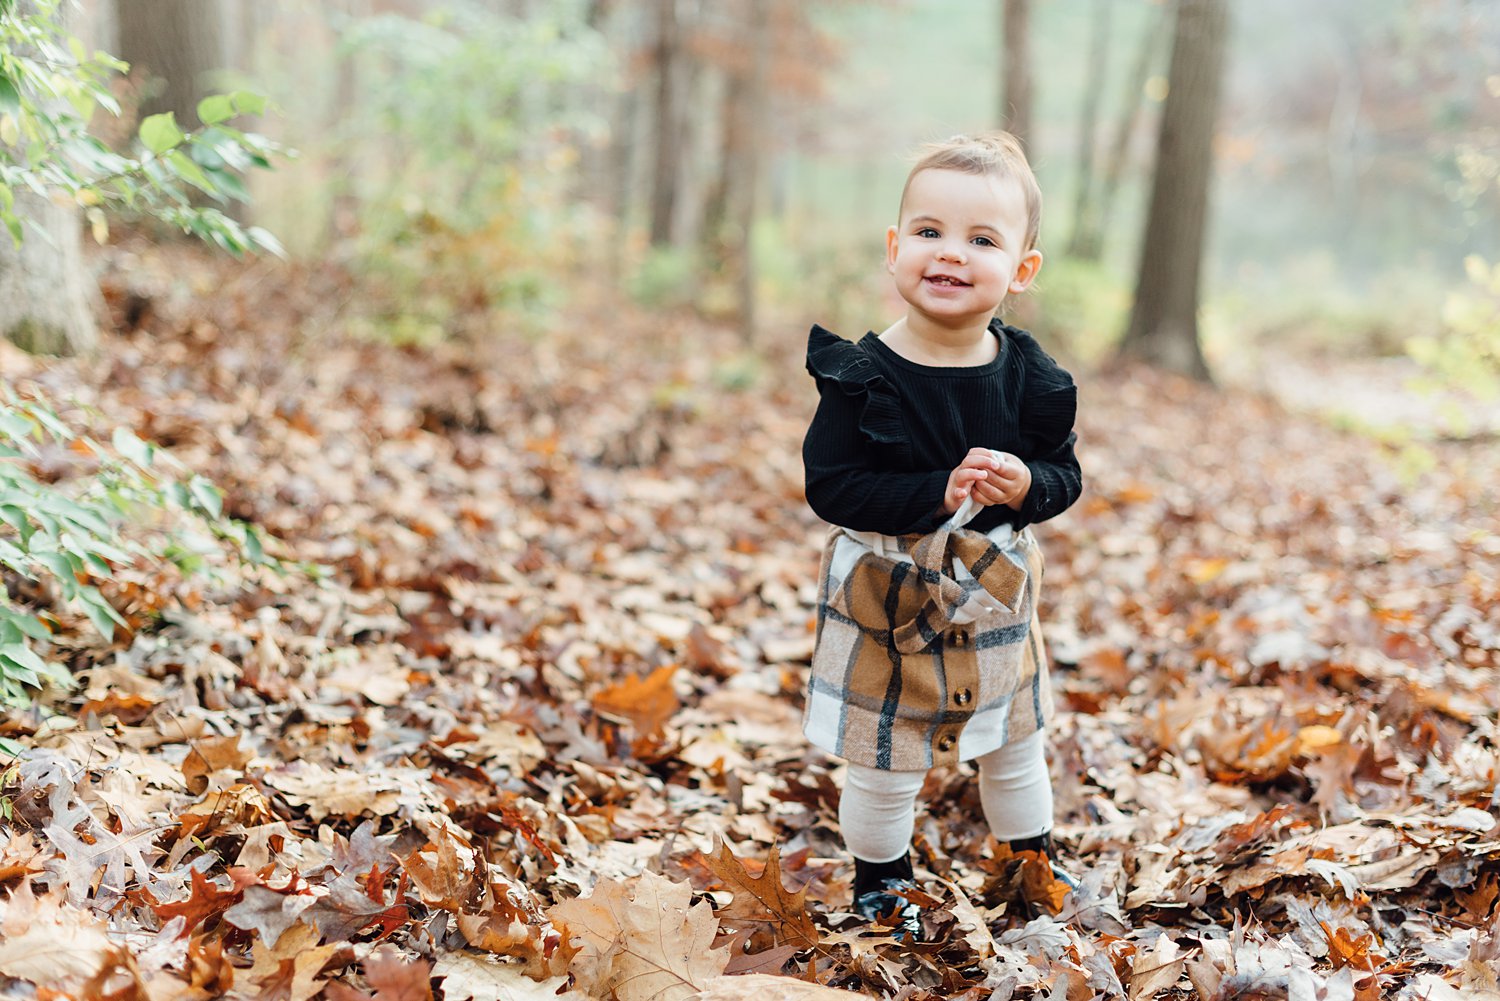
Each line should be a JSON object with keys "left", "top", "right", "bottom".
{"left": 0, "top": 0, "right": 282, "bottom": 255}
{"left": 1032, "top": 256, "right": 1132, "bottom": 364}
{"left": 628, "top": 246, "right": 699, "bottom": 311}
{"left": 335, "top": 2, "right": 608, "bottom": 338}
{"left": 0, "top": 393, "right": 282, "bottom": 715}
{"left": 1406, "top": 255, "right": 1500, "bottom": 420}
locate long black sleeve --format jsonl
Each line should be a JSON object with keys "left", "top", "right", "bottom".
{"left": 803, "top": 385, "right": 949, "bottom": 535}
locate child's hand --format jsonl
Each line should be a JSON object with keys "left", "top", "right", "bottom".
{"left": 943, "top": 448, "right": 1006, "bottom": 514}
{"left": 943, "top": 450, "right": 1033, "bottom": 515}
{"left": 984, "top": 452, "right": 1032, "bottom": 510}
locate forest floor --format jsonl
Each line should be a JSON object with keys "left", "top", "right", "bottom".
{"left": 0, "top": 244, "right": 1497, "bottom": 1001}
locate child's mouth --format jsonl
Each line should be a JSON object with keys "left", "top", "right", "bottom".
{"left": 926, "top": 276, "right": 969, "bottom": 287}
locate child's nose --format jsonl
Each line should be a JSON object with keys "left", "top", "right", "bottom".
{"left": 938, "top": 241, "right": 966, "bottom": 263}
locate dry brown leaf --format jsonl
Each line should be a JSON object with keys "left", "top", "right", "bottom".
{"left": 1458, "top": 871, "right": 1500, "bottom": 922}
{"left": 431, "top": 953, "right": 583, "bottom": 1001}
{"left": 242, "top": 922, "right": 341, "bottom": 1001}
{"left": 400, "top": 828, "right": 478, "bottom": 911}
{"left": 223, "top": 879, "right": 317, "bottom": 948}
{"left": 0, "top": 882, "right": 113, "bottom": 985}
{"left": 549, "top": 871, "right": 728, "bottom": 1001}
{"left": 325, "top": 945, "right": 434, "bottom": 1001}
{"left": 181, "top": 734, "right": 253, "bottom": 794}
{"left": 149, "top": 867, "right": 243, "bottom": 937}
{"left": 699, "top": 841, "right": 819, "bottom": 952}
{"left": 592, "top": 665, "right": 680, "bottom": 738}
{"left": 1128, "top": 934, "right": 1192, "bottom": 1001}
{"left": 693, "top": 973, "right": 858, "bottom": 1000}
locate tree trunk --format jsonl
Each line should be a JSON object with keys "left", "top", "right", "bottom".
{"left": 647, "top": 0, "right": 683, "bottom": 247}
{"left": 1116, "top": 0, "right": 1228, "bottom": 382}
{"left": 1064, "top": 0, "right": 1111, "bottom": 259}
{"left": 734, "top": 0, "right": 771, "bottom": 343}
{"left": 1088, "top": 3, "right": 1172, "bottom": 262}
{"left": 999, "top": 0, "right": 1032, "bottom": 149}
{"left": 117, "top": 0, "right": 225, "bottom": 129}
{"left": 1, "top": 1, "right": 100, "bottom": 355}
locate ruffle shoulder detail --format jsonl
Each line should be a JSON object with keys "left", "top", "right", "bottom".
{"left": 996, "top": 322, "right": 1078, "bottom": 446}
{"left": 805, "top": 325, "right": 910, "bottom": 456}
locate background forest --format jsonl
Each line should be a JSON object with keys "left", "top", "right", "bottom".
{"left": 59, "top": 0, "right": 1500, "bottom": 375}
{"left": 0, "top": 2, "right": 1498, "bottom": 1000}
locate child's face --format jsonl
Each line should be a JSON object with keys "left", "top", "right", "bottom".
{"left": 886, "top": 168, "right": 1042, "bottom": 333}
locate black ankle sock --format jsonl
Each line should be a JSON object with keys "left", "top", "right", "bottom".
{"left": 1008, "top": 831, "right": 1054, "bottom": 856}
{"left": 853, "top": 852, "right": 913, "bottom": 898}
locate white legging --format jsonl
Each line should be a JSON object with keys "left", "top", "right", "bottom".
{"left": 839, "top": 730, "right": 1052, "bottom": 863}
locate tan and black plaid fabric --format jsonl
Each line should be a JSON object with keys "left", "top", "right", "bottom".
{"left": 804, "top": 519, "right": 1052, "bottom": 771}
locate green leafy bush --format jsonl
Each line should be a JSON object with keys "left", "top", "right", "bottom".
{"left": 0, "top": 394, "right": 281, "bottom": 736}
{"left": 333, "top": 3, "right": 609, "bottom": 338}
{"left": 1407, "top": 255, "right": 1500, "bottom": 409}
{"left": 0, "top": 0, "right": 282, "bottom": 255}
{"left": 1032, "top": 255, "right": 1131, "bottom": 364}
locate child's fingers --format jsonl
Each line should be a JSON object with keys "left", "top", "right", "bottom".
{"left": 970, "top": 484, "right": 1002, "bottom": 505}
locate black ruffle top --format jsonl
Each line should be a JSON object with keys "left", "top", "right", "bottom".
{"left": 801, "top": 320, "right": 1082, "bottom": 536}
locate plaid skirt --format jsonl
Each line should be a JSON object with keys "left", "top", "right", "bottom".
{"left": 803, "top": 515, "right": 1053, "bottom": 771}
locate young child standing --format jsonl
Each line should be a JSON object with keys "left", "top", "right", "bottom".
{"left": 801, "top": 133, "right": 1082, "bottom": 938}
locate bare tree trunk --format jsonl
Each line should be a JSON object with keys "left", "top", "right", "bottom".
{"left": 999, "top": 0, "right": 1032, "bottom": 150}
{"left": 1088, "top": 3, "right": 1172, "bottom": 262}
{"left": 2, "top": 0, "right": 99, "bottom": 355}
{"left": 117, "top": 0, "right": 225, "bottom": 128}
{"left": 1117, "top": 0, "right": 1229, "bottom": 382}
{"left": 648, "top": 0, "right": 683, "bottom": 247}
{"left": 735, "top": 0, "right": 771, "bottom": 343}
{"left": 1065, "top": 0, "right": 1111, "bottom": 259}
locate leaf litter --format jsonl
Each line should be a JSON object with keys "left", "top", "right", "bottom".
{"left": 0, "top": 244, "right": 1496, "bottom": 999}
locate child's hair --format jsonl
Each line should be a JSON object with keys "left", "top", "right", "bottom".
{"left": 899, "top": 132, "right": 1042, "bottom": 251}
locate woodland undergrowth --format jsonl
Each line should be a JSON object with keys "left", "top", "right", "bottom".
{"left": 0, "top": 243, "right": 1496, "bottom": 1001}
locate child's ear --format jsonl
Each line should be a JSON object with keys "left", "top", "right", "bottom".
{"left": 1009, "top": 249, "right": 1042, "bottom": 293}
{"left": 885, "top": 225, "right": 899, "bottom": 273}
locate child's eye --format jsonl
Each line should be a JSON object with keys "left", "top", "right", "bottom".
{"left": 972, "top": 236, "right": 996, "bottom": 248}
{"left": 917, "top": 227, "right": 939, "bottom": 238}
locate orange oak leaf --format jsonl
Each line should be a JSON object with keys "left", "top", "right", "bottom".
{"left": 698, "top": 840, "right": 819, "bottom": 952}
{"left": 591, "top": 665, "right": 679, "bottom": 738}
{"left": 1456, "top": 871, "right": 1499, "bottom": 922}
{"left": 1321, "top": 922, "right": 1385, "bottom": 973}
{"left": 399, "top": 829, "right": 479, "bottom": 912}
{"left": 151, "top": 867, "right": 244, "bottom": 937}
{"left": 78, "top": 691, "right": 156, "bottom": 724}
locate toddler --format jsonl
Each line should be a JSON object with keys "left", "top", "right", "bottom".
{"left": 801, "top": 132, "right": 1082, "bottom": 939}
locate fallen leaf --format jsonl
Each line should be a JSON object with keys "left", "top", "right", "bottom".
{"left": 592, "top": 665, "right": 679, "bottom": 738}
{"left": 1128, "top": 934, "right": 1192, "bottom": 1001}
{"left": 698, "top": 840, "right": 819, "bottom": 952}
{"left": 549, "top": 871, "right": 728, "bottom": 1001}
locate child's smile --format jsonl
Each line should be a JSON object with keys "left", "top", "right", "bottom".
{"left": 885, "top": 168, "right": 1041, "bottom": 339}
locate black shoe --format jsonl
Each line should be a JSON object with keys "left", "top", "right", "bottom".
{"left": 1008, "top": 831, "right": 1080, "bottom": 889}
{"left": 854, "top": 877, "right": 922, "bottom": 941}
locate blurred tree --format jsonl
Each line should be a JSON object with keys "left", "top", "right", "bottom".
{"left": 1, "top": 0, "right": 97, "bottom": 354}
{"left": 1117, "top": 0, "right": 1228, "bottom": 381}
{"left": 648, "top": 0, "right": 685, "bottom": 247}
{"left": 1080, "top": 1, "right": 1171, "bottom": 263}
{"left": 116, "top": 0, "right": 225, "bottom": 129}
{"left": 701, "top": 0, "right": 771, "bottom": 341}
{"left": 1064, "top": 0, "right": 1111, "bottom": 260}
{"left": 999, "top": 0, "right": 1032, "bottom": 149}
